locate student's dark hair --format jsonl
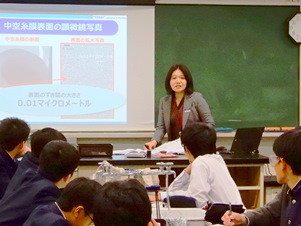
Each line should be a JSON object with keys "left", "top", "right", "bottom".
{"left": 57, "top": 177, "right": 102, "bottom": 215}
{"left": 93, "top": 179, "right": 151, "bottom": 226}
{"left": 273, "top": 127, "right": 301, "bottom": 175}
{"left": 181, "top": 122, "right": 216, "bottom": 158}
{"left": 38, "top": 140, "right": 80, "bottom": 182}
{"left": 165, "top": 64, "right": 195, "bottom": 95}
{"left": 0, "top": 117, "right": 30, "bottom": 152}
{"left": 30, "top": 127, "right": 67, "bottom": 159}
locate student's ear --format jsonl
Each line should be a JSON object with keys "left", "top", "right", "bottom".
{"left": 184, "top": 147, "right": 195, "bottom": 162}
{"left": 281, "top": 159, "right": 292, "bottom": 174}
{"left": 184, "top": 146, "right": 191, "bottom": 154}
{"left": 73, "top": 205, "right": 85, "bottom": 218}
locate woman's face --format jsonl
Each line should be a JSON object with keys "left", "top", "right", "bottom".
{"left": 169, "top": 68, "right": 187, "bottom": 94}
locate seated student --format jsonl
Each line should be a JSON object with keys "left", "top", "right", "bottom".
{"left": 5, "top": 127, "right": 67, "bottom": 193}
{"left": 0, "top": 117, "right": 30, "bottom": 200}
{"left": 18, "top": 127, "right": 67, "bottom": 174}
{"left": 24, "top": 177, "right": 102, "bottom": 226}
{"left": 0, "top": 140, "right": 80, "bottom": 225}
{"left": 93, "top": 179, "right": 158, "bottom": 226}
{"left": 168, "top": 122, "right": 244, "bottom": 208}
{"left": 222, "top": 127, "right": 301, "bottom": 226}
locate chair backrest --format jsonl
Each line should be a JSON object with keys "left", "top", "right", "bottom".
{"left": 163, "top": 195, "right": 196, "bottom": 208}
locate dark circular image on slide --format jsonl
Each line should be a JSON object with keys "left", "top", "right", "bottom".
{"left": 0, "top": 48, "right": 51, "bottom": 87}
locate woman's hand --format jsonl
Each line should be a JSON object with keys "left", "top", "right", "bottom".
{"left": 144, "top": 140, "right": 157, "bottom": 150}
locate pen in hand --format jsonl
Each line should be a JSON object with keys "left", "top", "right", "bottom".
{"left": 229, "top": 202, "right": 232, "bottom": 216}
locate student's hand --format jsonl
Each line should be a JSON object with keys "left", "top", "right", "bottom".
{"left": 221, "top": 211, "right": 248, "bottom": 226}
{"left": 144, "top": 140, "right": 157, "bottom": 150}
{"left": 184, "top": 163, "right": 192, "bottom": 175}
{"left": 148, "top": 218, "right": 160, "bottom": 226}
{"left": 15, "top": 145, "right": 31, "bottom": 158}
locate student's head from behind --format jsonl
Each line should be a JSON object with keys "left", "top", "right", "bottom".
{"left": 38, "top": 140, "right": 80, "bottom": 183}
{"left": 57, "top": 177, "right": 102, "bottom": 226}
{"left": 272, "top": 128, "right": 301, "bottom": 182}
{"left": 165, "top": 64, "right": 195, "bottom": 95}
{"left": 30, "top": 127, "right": 67, "bottom": 159}
{"left": 93, "top": 179, "right": 152, "bottom": 226}
{"left": 181, "top": 122, "right": 216, "bottom": 160}
{"left": 0, "top": 117, "right": 30, "bottom": 152}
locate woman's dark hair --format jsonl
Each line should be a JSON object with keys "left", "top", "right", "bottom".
{"left": 273, "top": 127, "right": 301, "bottom": 175}
{"left": 93, "top": 179, "right": 151, "bottom": 226}
{"left": 181, "top": 122, "right": 216, "bottom": 158}
{"left": 165, "top": 64, "right": 194, "bottom": 95}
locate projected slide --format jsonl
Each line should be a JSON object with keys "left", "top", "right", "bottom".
{"left": 0, "top": 13, "right": 127, "bottom": 125}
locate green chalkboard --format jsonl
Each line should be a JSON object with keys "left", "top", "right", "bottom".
{"left": 155, "top": 5, "right": 299, "bottom": 129}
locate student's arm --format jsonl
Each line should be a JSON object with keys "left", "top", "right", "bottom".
{"left": 222, "top": 185, "right": 285, "bottom": 226}
{"left": 185, "top": 159, "right": 212, "bottom": 207}
{"left": 222, "top": 211, "right": 249, "bottom": 226}
{"left": 148, "top": 218, "right": 160, "bottom": 226}
{"left": 243, "top": 185, "right": 284, "bottom": 226}
{"left": 168, "top": 168, "right": 190, "bottom": 194}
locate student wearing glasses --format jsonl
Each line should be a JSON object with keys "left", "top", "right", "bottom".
{"left": 222, "top": 127, "right": 301, "bottom": 226}
{"left": 24, "top": 177, "right": 102, "bottom": 226}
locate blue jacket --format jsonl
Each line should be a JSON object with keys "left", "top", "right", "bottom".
{"left": 0, "top": 169, "right": 61, "bottom": 226}
{"left": 24, "top": 203, "right": 71, "bottom": 226}
{"left": 5, "top": 152, "right": 39, "bottom": 193}
{"left": 245, "top": 182, "right": 301, "bottom": 226}
{"left": 0, "top": 148, "right": 18, "bottom": 200}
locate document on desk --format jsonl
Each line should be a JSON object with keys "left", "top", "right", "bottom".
{"left": 152, "top": 138, "right": 185, "bottom": 155}
{"left": 151, "top": 206, "right": 205, "bottom": 221}
{"left": 113, "top": 148, "right": 145, "bottom": 155}
{"left": 113, "top": 139, "right": 184, "bottom": 156}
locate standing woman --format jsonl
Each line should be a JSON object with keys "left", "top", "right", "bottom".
{"left": 145, "top": 64, "right": 215, "bottom": 150}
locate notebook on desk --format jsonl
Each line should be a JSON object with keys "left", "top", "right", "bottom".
{"left": 229, "top": 127, "right": 264, "bottom": 154}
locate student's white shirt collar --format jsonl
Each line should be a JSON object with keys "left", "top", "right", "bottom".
{"left": 55, "top": 202, "right": 67, "bottom": 219}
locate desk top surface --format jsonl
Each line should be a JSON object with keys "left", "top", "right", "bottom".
{"left": 79, "top": 153, "right": 269, "bottom": 166}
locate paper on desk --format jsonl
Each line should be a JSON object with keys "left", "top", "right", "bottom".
{"left": 113, "top": 139, "right": 184, "bottom": 155}
{"left": 113, "top": 148, "right": 145, "bottom": 155}
{"left": 151, "top": 206, "right": 205, "bottom": 221}
{"left": 152, "top": 138, "right": 185, "bottom": 155}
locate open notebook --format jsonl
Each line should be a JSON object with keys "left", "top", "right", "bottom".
{"left": 228, "top": 127, "right": 264, "bottom": 154}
